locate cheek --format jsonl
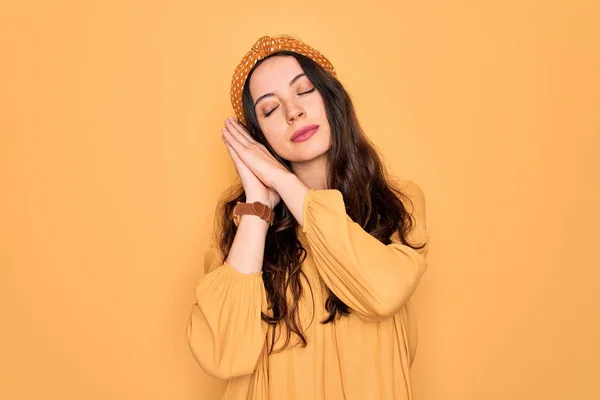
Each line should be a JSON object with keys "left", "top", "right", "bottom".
{"left": 259, "top": 122, "right": 286, "bottom": 153}
{"left": 314, "top": 98, "right": 328, "bottom": 125}
{"left": 313, "top": 96, "right": 328, "bottom": 120}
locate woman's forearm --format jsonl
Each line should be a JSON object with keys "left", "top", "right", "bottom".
{"left": 226, "top": 172, "right": 309, "bottom": 274}
{"left": 273, "top": 172, "right": 310, "bottom": 227}
{"left": 225, "top": 206, "right": 270, "bottom": 274}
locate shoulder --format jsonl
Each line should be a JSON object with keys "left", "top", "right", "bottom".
{"left": 203, "top": 239, "right": 225, "bottom": 275}
{"left": 396, "top": 180, "right": 429, "bottom": 252}
{"left": 397, "top": 180, "right": 426, "bottom": 227}
{"left": 398, "top": 180, "right": 425, "bottom": 204}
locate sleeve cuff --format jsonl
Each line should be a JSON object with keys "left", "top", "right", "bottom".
{"left": 302, "top": 188, "right": 349, "bottom": 234}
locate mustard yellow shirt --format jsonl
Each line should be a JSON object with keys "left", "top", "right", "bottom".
{"left": 187, "top": 186, "right": 429, "bottom": 399}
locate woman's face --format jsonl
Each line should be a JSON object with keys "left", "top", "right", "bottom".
{"left": 248, "top": 55, "right": 331, "bottom": 163}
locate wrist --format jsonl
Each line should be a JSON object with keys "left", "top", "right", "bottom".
{"left": 272, "top": 170, "right": 296, "bottom": 193}
{"left": 236, "top": 213, "right": 270, "bottom": 228}
{"left": 233, "top": 200, "right": 275, "bottom": 227}
{"left": 245, "top": 196, "right": 270, "bottom": 205}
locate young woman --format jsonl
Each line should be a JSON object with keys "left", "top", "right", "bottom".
{"left": 187, "top": 35, "right": 429, "bottom": 399}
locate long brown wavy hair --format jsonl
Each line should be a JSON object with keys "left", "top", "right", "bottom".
{"left": 214, "top": 51, "right": 425, "bottom": 353}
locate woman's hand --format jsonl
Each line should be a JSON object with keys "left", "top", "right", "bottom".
{"left": 221, "top": 117, "right": 287, "bottom": 208}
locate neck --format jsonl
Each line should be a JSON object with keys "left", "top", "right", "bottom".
{"left": 290, "top": 153, "right": 329, "bottom": 190}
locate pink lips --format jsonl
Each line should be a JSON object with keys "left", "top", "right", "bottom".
{"left": 291, "top": 124, "right": 319, "bottom": 142}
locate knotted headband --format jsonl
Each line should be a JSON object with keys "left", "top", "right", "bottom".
{"left": 230, "top": 34, "right": 337, "bottom": 125}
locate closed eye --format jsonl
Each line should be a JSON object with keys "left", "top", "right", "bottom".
{"left": 263, "top": 88, "right": 316, "bottom": 118}
{"left": 299, "top": 88, "right": 315, "bottom": 95}
{"left": 264, "top": 105, "right": 279, "bottom": 117}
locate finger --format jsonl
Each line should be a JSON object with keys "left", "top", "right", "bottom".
{"left": 224, "top": 127, "right": 279, "bottom": 173}
{"left": 230, "top": 119, "right": 275, "bottom": 159}
{"left": 222, "top": 124, "right": 247, "bottom": 150}
{"left": 222, "top": 134, "right": 244, "bottom": 166}
{"left": 226, "top": 118, "right": 275, "bottom": 158}
{"left": 224, "top": 120, "right": 252, "bottom": 148}
{"left": 222, "top": 127, "right": 247, "bottom": 156}
{"left": 225, "top": 117, "right": 255, "bottom": 146}
{"left": 224, "top": 127, "right": 275, "bottom": 172}
{"left": 222, "top": 128, "right": 241, "bottom": 154}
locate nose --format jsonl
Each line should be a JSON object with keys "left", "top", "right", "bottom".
{"left": 286, "top": 101, "right": 305, "bottom": 124}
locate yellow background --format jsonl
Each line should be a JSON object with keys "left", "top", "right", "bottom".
{"left": 1, "top": 1, "right": 599, "bottom": 399}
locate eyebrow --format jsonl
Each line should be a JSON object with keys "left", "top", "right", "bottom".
{"left": 253, "top": 73, "right": 307, "bottom": 107}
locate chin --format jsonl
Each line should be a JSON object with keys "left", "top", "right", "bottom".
{"left": 287, "top": 147, "right": 329, "bottom": 164}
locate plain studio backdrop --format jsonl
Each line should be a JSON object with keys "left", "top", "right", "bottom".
{"left": 1, "top": 1, "right": 598, "bottom": 399}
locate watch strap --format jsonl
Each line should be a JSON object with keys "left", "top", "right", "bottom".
{"left": 233, "top": 201, "right": 274, "bottom": 226}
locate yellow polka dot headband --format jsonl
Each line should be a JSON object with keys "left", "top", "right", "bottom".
{"left": 230, "top": 35, "right": 337, "bottom": 125}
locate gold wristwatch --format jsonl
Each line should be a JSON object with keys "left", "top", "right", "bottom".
{"left": 233, "top": 201, "right": 274, "bottom": 227}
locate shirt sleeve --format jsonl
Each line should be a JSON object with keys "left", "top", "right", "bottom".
{"left": 300, "top": 186, "right": 429, "bottom": 321}
{"left": 186, "top": 244, "right": 269, "bottom": 380}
